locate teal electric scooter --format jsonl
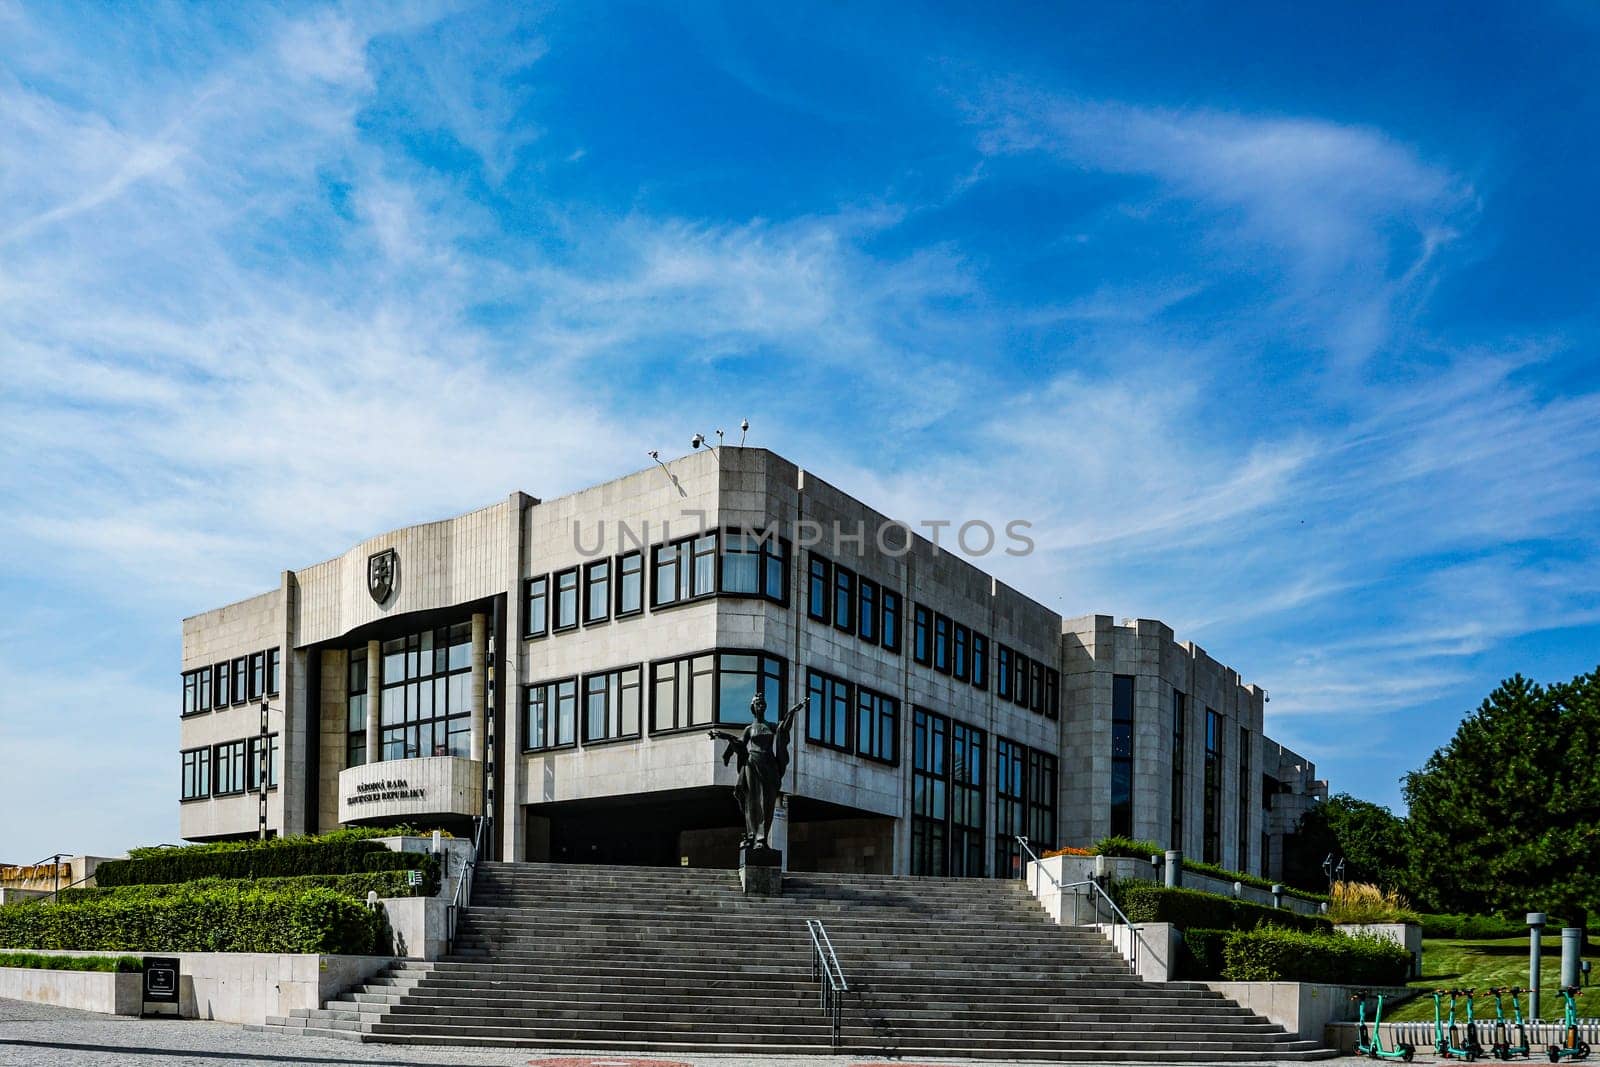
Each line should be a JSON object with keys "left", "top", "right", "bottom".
{"left": 1546, "top": 985, "right": 1591, "bottom": 1062}
{"left": 1486, "top": 986, "right": 1531, "bottom": 1059}
{"left": 1353, "top": 988, "right": 1416, "bottom": 1060}
{"left": 1435, "top": 988, "right": 1482, "bottom": 1060}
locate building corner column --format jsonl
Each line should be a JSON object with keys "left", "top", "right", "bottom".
{"left": 365, "top": 640, "right": 381, "bottom": 765}
{"left": 470, "top": 612, "right": 488, "bottom": 763}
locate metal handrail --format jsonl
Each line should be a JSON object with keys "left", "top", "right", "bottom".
{"left": 1015, "top": 835, "right": 1143, "bottom": 972}
{"left": 806, "top": 918, "right": 848, "bottom": 1046}
{"left": 445, "top": 816, "right": 486, "bottom": 955}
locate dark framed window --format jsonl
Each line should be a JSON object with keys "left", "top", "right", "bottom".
{"left": 1237, "top": 725, "right": 1251, "bottom": 873}
{"left": 583, "top": 665, "right": 642, "bottom": 743}
{"left": 198, "top": 665, "right": 211, "bottom": 711}
{"left": 212, "top": 660, "right": 230, "bottom": 708}
{"left": 1204, "top": 709, "right": 1223, "bottom": 864}
{"left": 1029, "top": 660, "right": 1044, "bottom": 714}
{"left": 995, "top": 738, "right": 1026, "bottom": 878}
{"left": 832, "top": 565, "right": 855, "bottom": 634}
{"left": 652, "top": 534, "right": 717, "bottom": 608}
{"left": 1111, "top": 674, "right": 1135, "bottom": 837}
{"left": 180, "top": 747, "right": 210, "bottom": 800}
{"left": 379, "top": 623, "right": 472, "bottom": 760}
{"left": 911, "top": 708, "right": 948, "bottom": 876}
{"left": 584, "top": 560, "right": 611, "bottom": 624}
{"left": 248, "top": 733, "right": 280, "bottom": 790}
{"left": 182, "top": 671, "right": 202, "bottom": 717}
{"left": 231, "top": 656, "right": 248, "bottom": 705}
{"left": 554, "top": 568, "right": 580, "bottom": 631}
{"left": 933, "top": 614, "right": 951, "bottom": 674}
{"left": 971, "top": 633, "right": 988, "bottom": 690}
{"left": 1044, "top": 667, "right": 1060, "bottom": 719}
{"left": 950, "top": 721, "right": 986, "bottom": 877}
{"left": 1014, "top": 652, "right": 1030, "bottom": 708}
{"left": 249, "top": 652, "right": 265, "bottom": 700}
{"left": 266, "top": 648, "right": 280, "bottom": 695}
{"left": 856, "top": 685, "right": 898, "bottom": 764}
{"left": 952, "top": 623, "right": 969, "bottom": 682}
{"left": 913, "top": 605, "right": 932, "bottom": 666}
{"left": 652, "top": 650, "right": 784, "bottom": 732}
{"left": 807, "top": 553, "right": 830, "bottom": 623}
{"left": 806, "top": 668, "right": 851, "bottom": 751}
{"left": 616, "top": 551, "right": 644, "bottom": 617}
{"left": 858, "top": 578, "right": 878, "bottom": 644}
{"left": 347, "top": 649, "right": 368, "bottom": 768}
{"left": 1170, "top": 690, "right": 1186, "bottom": 850}
{"left": 524, "top": 576, "right": 549, "bottom": 637}
{"left": 881, "top": 590, "right": 902, "bottom": 654}
{"left": 1028, "top": 749, "right": 1058, "bottom": 855}
{"left": 720, "top": 530, "right": 787, "bottom": 603}
{"left": 524, "top": 677, "right": 578, "bottom": 751}
{"left": 996, "top": 645, "right": 1012, "bottom": 700}
{"left": 213, "top": 739, "right": 247, "bottom": 796}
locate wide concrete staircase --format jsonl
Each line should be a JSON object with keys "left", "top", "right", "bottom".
{"left": 256, "top": 861, "right": 1335, "bottom": 1060}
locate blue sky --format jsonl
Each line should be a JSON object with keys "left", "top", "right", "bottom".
{"left": 3, "top": 2, "right": 1598, "bottom": 862}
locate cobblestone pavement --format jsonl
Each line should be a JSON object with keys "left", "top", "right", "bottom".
{"left": 0, "top": 998, "right": 1380, "bottom": 1067}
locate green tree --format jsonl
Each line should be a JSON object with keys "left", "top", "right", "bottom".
{"left": 1402, "top": 668, "right": 1600, "bottom": 926}
{"left": 1281, "top": 793, "right": 1411, "bottom": 894}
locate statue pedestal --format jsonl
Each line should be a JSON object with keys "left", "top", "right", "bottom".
{"left": 739, "top": 846, "right": 783, "bottom": 896}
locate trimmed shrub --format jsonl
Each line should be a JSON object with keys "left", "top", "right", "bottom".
{"left": 1418, "top": 912, "right": 1529, "bottom": 939}
{"left": 0, "top": 952, "right": 142, "bottom": 972}
{"left": 1119, "top": 882, "right": 1332, "bottom": 933}
{"left": 97, "top": 838, "right": 435, "bottom": 888}
{"left": 1221, "top": 926, "right": 1411, "bottom": 985}
{"left": 1325, "top": 881, "right": 1420, "bottom": 924}
{"left": 122, "top": 826, "right": 446, "bottom": 862}
{"left": 0, "top": 886, "right": 383, "bottom": 955}
{"left": 1087, "top": 836, "right": 1326, "bottom": 904}
{"left": 59, "top": 869, "right": 433, "bottom": 904}
{"left": 1090, "top": 836, "right": 1166, "bottom": 859}
{"left": 1178, "top": 927, "right": 1231, "bottom": 979}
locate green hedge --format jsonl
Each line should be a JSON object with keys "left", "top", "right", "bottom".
{"left": 1118, "top": 882, "right": 1332, "bottom": 933}
{"left": 97, "top": 839, "right": 436, "bottom": 888}
{"left": 122, "top": 826, "right": 442, "bottom": 861}
{"left": 1417, "top": 913, "right": 1529, "bottom": 939}
{"left": 0, "top": 951, "right": 142, "bottom": 972}
{"left": 1178, "top": 927, "right": 1231, "bottom": 979}
{"left": 1221, "top": 926, "right": 1412, "bottom": 985}
{"left": 60, "top": 869, "right": 433, "bottom": 904}
{"left": 0, "top": 887, "right": 384, "bottom": 955}
{"left": 1089, "top": 836, "right": 1327, "bottom": 903}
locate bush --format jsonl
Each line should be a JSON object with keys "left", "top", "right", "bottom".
{"left": 1087, "top": 836, "right": 1326, "bottom": 904}
{"left": 97, "top": 837, "right": 436, "bottom": 888}
{"left": 1325, "top": 881, "right": 1420, "bottom": 924}
{"left": 1418, "top": 912, "right": 1529, "bottom": 939}
{"left": 1090, "top": 835, "right": 1166, "bottom": 859}
{"left": 1221, "top": 926, "right": 1412, "bottom": 985}
{"left": 1179, "top": 927, "right": 1231, "bottom": 979}
{"left": 122, "top": 826, "right": 447, "bottom": 861}
{"left": 1118, "top": 882, "right": 1332, "bottom": 933}
{"left": 0, "top": 951, "right": 142, "bottom": 972}
{"left": 0, "top": 886, "right": 384, "bottom": 955}
{"left": 59, "top": 869, "right": 434, "bottom": 904}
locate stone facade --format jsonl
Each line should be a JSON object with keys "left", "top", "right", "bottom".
{"left": 176, "top": 447, "right": 1321, "bottom": 876}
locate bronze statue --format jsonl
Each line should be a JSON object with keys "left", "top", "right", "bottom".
{"left": 708, "top": 693, "right": 806, "bottom": 849}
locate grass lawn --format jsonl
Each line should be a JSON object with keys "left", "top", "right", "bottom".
{"left": 1384, "top": 936, "right": 1599, "bottom": 1022}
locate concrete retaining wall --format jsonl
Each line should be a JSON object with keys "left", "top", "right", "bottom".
{"left": 1335, "top": 921, "right": 1423, "bottom": 977}
{"left": 8, "top": 950, "right": 392, "bottom": 1024}
{"left": 0, "top": 966, "right": 141, "bottom": 1015}
{"left": 1044, "top": 853, "right": 1322, "bottom": 914}
{"left": 1205, "top": 981, "right": 1412, "bottom": 1041}
{"left": 382, "top": 896, "right": 451, "bottom": 960}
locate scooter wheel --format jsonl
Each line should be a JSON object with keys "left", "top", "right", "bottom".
{"left": 1403, "top": 1046, "right": 1416, "bottom": 1063}
{"left": 1548, "top": 1047, "right": 1561, "bottom": 1063}
{"left": 1578, "top": 1043, "right": 1590, "bottom": 1058}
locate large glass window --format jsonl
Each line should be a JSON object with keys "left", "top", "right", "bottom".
{"left": 554, "top": 568, "right": 579, "bottom": 630}
{"left": 807, "top": 553, "right": 830, "bottom": 622}
{"left": 652, "top": 534, "right": 717, "bottom": 607}
{"left": 1204, "top": 708, "right": 1223, "bottom": 864}
{"left": 1170, "top": 690, "right": 1186, "bottom": 850}
{"left": 881, "top": 590, "right": 902, "bottom": 654}
{"left": 950, "top": 721, "right": 986, "bottom": 876}
{"left": 1029, "top": 660, "right": 1044, "bottom": 714}
{"left": 806, "top": 668, "right": 851, "bottom": 751}
{"left": 972, "top": 633, "right": 988, "bottom": 690}
{"left": 180, "top": 747, "right": 210, "bottom": 800}
{"left": 347, "top": 650, "right": 368, "bottom": 768}
{"left": 911, "top": 708, "right": 948, "bottom": 876}
{"left": 996, "top": 645, "right": 1012, "bottom": 700}
{"left": 584, "top": 560, "right": 610, "bottom": 625}
{"left": 231, "top": 656, "right": 248, "bottom": 704}
{"left": 832, "top": 565, "right": 855, "bottom": 634}
{"left": 213, "top": 739, "right": 247, "bottom": 796}
{"left": 1044, "top": 667, "right": 1060, "bottom": 719}
{"left": 1014, "top": 652, "right": 1030, "bottom": 708}
{"left": 913, "top": 604, "right": 932, "bottom": 665}
{"left": 952, "top": 623, "right": 969, "bottom": 681}
{"left": 719, "top": 531, "right": 786, "bottom": 602}
{"left": 266, "top": 648, "right": 280, "bottom": 695}
{"left": 652, "top": 651, "right": 783, "bottom": 732}
{"left": 933, "top": 614, "right": 951, "bottom": 673}
{"left": 378, "top": 623, "right": 473, "bottom": 760}
{"left": 1237, "top": 726, "right": 1251, "bottom": 872}
{"left": 524, "top": 677, "right": 577, "bottom": 751}
{"left": 1111, "top": 674, "right": 1135, "bottom": 837}
{"left": 212, "top": 660, "right": 230, "bottom": 708}
{"left": 1028, "top": 748, "right": 1058, "bottom": 854}
{"left": 583, "top": 665, "right": 642, "bottom": 743}
{"left": 856, "top": 685, "right": 898, "bottom": 764}
{"left": 995, "top": 738, "right": 1026, "bottom": 878}
{"left": 616, "top": 551, "right": 644, "bottom": 617}
{"left": 198, "top": 665, "right": 211, "bottom": 711}
{"left": 249, "top": 652, "right": 265, "bottom": 699}
{"left": 183, "top": 671, "right": 202, "bottom": 716}
{"left": 248, "top": 733, "right": 280, "bottom": 790}
{"left": 858, "top": 578, "right": 877, "bottom": 644}
{"left": 525, "top": 576, "right": 549, "bottom": 637}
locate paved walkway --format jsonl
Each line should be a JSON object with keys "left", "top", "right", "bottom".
{"left": 0, "top": 998, "right": 1377, "bottom": 1067}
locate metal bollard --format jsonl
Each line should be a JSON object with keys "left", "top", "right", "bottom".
{"left": 1561, "top": 927, "right": 1582, "bottom": 990}
{"left": 1165, "top": 850, "right": 1181, "bottom": 889}
{"left": 1528, "top": 912, "right": 1546, "bottom": 1020}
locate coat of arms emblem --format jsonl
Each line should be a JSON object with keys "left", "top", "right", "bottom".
{"left": 367, "top": 549, "right": 397, "bottom": 604}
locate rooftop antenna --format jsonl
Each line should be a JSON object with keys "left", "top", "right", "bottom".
{"left": 739, "top": 418, "right": 749, "bottom": 446}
